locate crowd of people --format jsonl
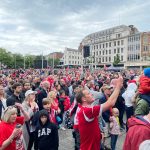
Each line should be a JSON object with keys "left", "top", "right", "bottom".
{"left": 0, "top": 67, "right": 150, "bottom": 150}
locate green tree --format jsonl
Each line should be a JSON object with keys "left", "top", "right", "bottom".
{"left": 25, "top": 55, "right": 35, "bottom": 68}
{"left": 113, "top": 54, "right": 120, "bottom": 66}
{"left": 48, "top": 58, "right": 60, "bottom": 67}
{"left": 0, "top": 48, "right": 14, "bottom": 68}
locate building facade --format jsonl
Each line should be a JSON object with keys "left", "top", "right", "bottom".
{"left": 124, "top": 32, "right": 150, "bottom": 68}
{"left": 62, "top": 47, "right": 82, "bottom": 66}
{"left": 81, "top": 25, "right": 137, "bottom": 66}
{"left": 80, "top": 25, "right": 150, "bottom": 68}
{"left": 47, "top": 52, "right": 63, "bottom": 59}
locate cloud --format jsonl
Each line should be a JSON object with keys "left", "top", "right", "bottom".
{"left": 0, "top": 0, "right": 149, "bottom": 55}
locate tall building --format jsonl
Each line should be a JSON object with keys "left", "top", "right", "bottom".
{"left": 80, "top": 25, "right": 150, "bottom": 68}
{"left": 125, "top": 32, "right": 150, "bottom": 68}
{"left": 62, "top": 47, "right": 82, "bottom": 66}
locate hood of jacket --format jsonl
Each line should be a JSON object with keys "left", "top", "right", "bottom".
{"left": 39, "top": 109, "right": 50, "bottom": 127}
{"left": 128, "top": 116, "right": 150, "bottom": 129}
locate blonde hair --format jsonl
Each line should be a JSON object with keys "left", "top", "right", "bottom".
{"left": 2, "top": 106, "right": 17, "bottom": 122}
{"left": 47, "top": 91, "right": 56, "bottom": 103}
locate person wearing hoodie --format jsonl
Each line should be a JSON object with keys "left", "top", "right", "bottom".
{"left": 123, "top": 111, "right": 150, "bottom": 150}
{"left": 34, "top": 109, "right": 59, "bottom": 150}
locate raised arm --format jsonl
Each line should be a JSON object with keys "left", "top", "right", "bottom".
{"left": 15, "top": 103, "right": 30, "bottom": 121}
{"left": 102, "top": 76, "right": 123, "bottom": 112}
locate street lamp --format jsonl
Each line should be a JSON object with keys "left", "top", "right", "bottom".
{"left": 24, "top": 56, "right": 26, "bottom": 69}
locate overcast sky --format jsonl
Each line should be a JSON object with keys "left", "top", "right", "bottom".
{"left": 0, "top": 0, "right": 150, "bottom": 55}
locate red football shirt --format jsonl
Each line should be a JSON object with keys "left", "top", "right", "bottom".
{"left": 78, "top": 105, "right": 102, "bottom": 150}
{"left": 0, "top": 117, "right": 24, "bottom": 150}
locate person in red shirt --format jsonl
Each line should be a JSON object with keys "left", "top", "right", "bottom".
{"left": 0, "top": 103, "right": 30, "bottom": 150}
{"left": 123, "top": 112, "right": 150, "bottom": 150}
{"left": 48, "top": 91, "right": 61, "bottom": 125}
{"left": 76, "top": 76, "right": 123, "bottom": 150}
{"left": 138, "top": 68, "right": 150, "bottom": 105}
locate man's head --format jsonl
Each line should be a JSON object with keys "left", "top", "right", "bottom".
{"left": 60, "top": 79, "right": 65, "bottom": 85}
{"left": 23, "top": 80, "right": 31, "bottom": 91}
{"left": 101, "top": 84, "right": 113, "bottom": 97}
{"left": 76, "top": 89, "right": 94, "bottom": 105}
{"left": 42, "top": 81, "right": 50, "bottom": 91}
{"left": 12, "top": 82, "right": 22, "bottom": 94}
{"left": 8, "top": 80, "right": 15, "bottom": 88}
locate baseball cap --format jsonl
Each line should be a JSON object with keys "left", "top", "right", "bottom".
{"left": 102, "top": 84, "right": 113, "bottom": 92}
{"left": 25, "top": 90, "right": 37, "bottom": 97}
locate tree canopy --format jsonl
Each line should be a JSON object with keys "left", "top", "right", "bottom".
{"left": 0, "top": 48, "right": 60, "bottom": 69}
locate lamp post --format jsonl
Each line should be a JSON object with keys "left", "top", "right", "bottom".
{"left": 53, "top": 53, "right": 55, "bottom": 68}
{"left": 24, "top": 56, "right": 26, "bottom": 69}
{"left": 42, "top": 50, "right": 43, "bottom": 69}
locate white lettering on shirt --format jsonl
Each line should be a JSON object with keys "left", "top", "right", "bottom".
{"left": 38, "top": 128, "right": 52, "bottom": 137}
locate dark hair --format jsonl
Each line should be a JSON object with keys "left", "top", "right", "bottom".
{"left": 9, "top": 80, "right": 15, "bottom": 86}
{"left": 12, "top": 82, "right": 22, "bottom": 90}
{"left": 76, "top": 90, "right": 85, "bottom": 104}
{"left": 59, "top": 90, "right": 65, "bottom": 96}
{"left": 23, "top": 80, "right": 30, "bottom": 86}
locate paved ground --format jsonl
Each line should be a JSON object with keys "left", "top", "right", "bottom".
{"left": 59, "top": 129, "right": 126, "bottom": 150}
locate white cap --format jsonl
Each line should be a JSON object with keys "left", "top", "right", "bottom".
{"left": 25, "top": 90, "right": 37, "bottom": 97}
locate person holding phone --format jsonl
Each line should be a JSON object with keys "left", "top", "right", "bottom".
{"left": 0, "top": 104, "right": 29, "bottom": 150}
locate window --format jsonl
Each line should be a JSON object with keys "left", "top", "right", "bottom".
{"left": 102, "top": 57, "right": 104, "bottom": 62}
{"left": 109, "top": 42, "right": 111, "bottom": 47}
{"left": 99, "top": 44, "right": 101, "bottom": 49}
{"left": 109, "top": 50, "right": 111, "bottom": 54}
{"left": 114, "top": 49, "right": 116, "bottom": 53}
{"left": 114, "top": 41, "right": 116, "bottom": 46}
{"left": 117, "top": 48, "right": 120, "bottom": 53}
{"left": 106, "top": 57, "right": 107, "bottom": 62}
{"left": 72, "top": 56, "right": 74, "bottom": 59}
{"left": 121, "top": 56, "right": 123, "bottom": 61}
{"left": 100, "top": 51, "right": 101, "bottom": 55}
{"left": 106, "top": 50, "right": 107, "bottom": 55}
{"left": 121, "top": 40, "right": 124, "bottom": 45}
{"left": 144, "top": 46, "right": 148, "bottom": 51}
{"left": 103, "top": 44, "right": 105, "bottom": 48}
{"left": 109, "top": 57, "right": 111, "bottom": 62}
{"left": 106, "top": 43, "right": 108, "bottom": 48}
{"left": 103, "top": 51, "right": 104, "bottom": 55}
{"left": 118, "top": 41, "right": 120, "bottom": 46}
{"left": 117, "top": 34, "right": 121, "bottom": 38}
{"left": 121, "top": 48, "right": 123, "bottom": 53}
{"left": 97, "top": 45, "right": 99, "bottom": 49}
